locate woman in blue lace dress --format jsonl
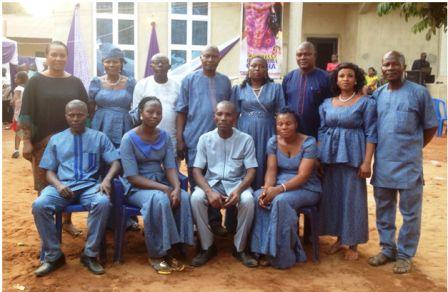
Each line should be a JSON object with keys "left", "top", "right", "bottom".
{"left": 251, "top": 108, "right": 321, "bottom": 269}
{"left": 88, "top": 47, "right": 135, "bottom": 148}
{"left": 231, "top": 56, "right": 285, "bottom": 189}
{"left": 120, "top": 96, "right": 194, "bottom": 274}
{"left": 318, "top": 62, "right": 377, "bottom": 260}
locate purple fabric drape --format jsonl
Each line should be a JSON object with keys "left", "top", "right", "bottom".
{"left": 66, "top": 4, "right": 90, "bottom": 90}
{"left": 195, "top": 37, "right": 240, "bottom": 71}
{"left": 144, "top": 22, "right": 160, "bottom": 78}
{"left": 2, "top": 41, "right": 16, "bottom": 64}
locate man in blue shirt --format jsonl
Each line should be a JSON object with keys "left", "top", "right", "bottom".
{"left": 282, "top": 41, "right": 331, "bottom": 138}
{"left": 32, "top": 100, "right": 121, "bottom": 276}
{"left": 368, "top": 51, "right": 437, "bottom": 274}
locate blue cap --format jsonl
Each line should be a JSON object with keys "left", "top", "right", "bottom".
{"left": 102, "top": 46, "right": 126, "bottom": 63}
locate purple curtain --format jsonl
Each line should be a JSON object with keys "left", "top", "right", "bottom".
{"left": 2, "top": 41, "right": 16, "bottom": 64}
{"left": 144, "top": 22, "right": 160, "bottom": 77}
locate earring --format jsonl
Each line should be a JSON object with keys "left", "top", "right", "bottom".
{"left": 140, "top": 116, "right": 143, "bottom": 120}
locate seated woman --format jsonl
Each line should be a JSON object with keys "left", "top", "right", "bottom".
{"left": 250, "top": 108, "right": 322, "bottom": 269}
{"left": 119, "top": 96, "right": 194, "bottom": 274}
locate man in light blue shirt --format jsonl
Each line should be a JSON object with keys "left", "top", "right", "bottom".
{"left": 32, "top": 100, "right": 121, "bottom": 276}
{"left": 368, "top": 51, "right": 437, "bottom": 274}
{"left": 190, "top": 101, "right": 258, "bottom": 268}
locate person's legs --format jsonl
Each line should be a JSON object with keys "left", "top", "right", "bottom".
{"left": 32, "top": 186, "right": 71, "bottom": 262}
{"left": 394, "top": 185, "right": 423, "bottom": 273}
{"left": 370, "top": 187, "right": 398, "bottom": 264}
{"left": 79, "top": 190, "right": 111, "bottom": 258}
{"left": 234, "top": 189, "right": 255, "bottom": 252}
{"left": 190, "top": 187, "right": 214, "bottom": 250}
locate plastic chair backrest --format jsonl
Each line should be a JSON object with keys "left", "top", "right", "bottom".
{"left": 433, "top": 98, "right": 447, "bottom": 120}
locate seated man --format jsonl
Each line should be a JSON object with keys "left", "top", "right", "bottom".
{"left": 190, "top": 101, "right": 258, "bottom": 268}
{"left": 32, "top": 100, "right": 120, "bottom": 276}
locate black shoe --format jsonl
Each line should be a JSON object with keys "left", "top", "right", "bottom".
{"left": 233, "top": 251, "right": 258, "bottom": 268}
{"left": 191, "top": 244, "right": 217, "bottom": 267}
{"left": 210, "top": 225, "right": 228, "bottom": 238}
{"left": 34, "top": 254, "right": 66, "bottom": 277}
{"left": 80, "top": 253, "right": 105, "bottom": 275}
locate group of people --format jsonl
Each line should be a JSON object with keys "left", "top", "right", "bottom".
{"left": 17, "top": 39, "right": 437, "bottom": 277}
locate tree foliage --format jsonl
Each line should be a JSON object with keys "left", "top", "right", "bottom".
{"left": 377, "top": 2, "right": 447, "bottom": 40}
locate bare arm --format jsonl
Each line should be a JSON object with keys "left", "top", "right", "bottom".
{"left": 193, "top": 167, "right": 223, "bottom": 209}
{"left": 127, "top": 175, "right": 171, "bottom": 194}
{"left": 99, "top": 160, "right": 121, "bottom": 196}
{"left": 46, "top": 170, "right": 74, "bottom": 199}
{"left": 166, "top": 168, "right": 181, "bottom": 208}
{"left": 423, "top": 127, "right": 437, "bottom": 147}
{"left": 358, "top": 142, "right": 376, "bottom": 178}
{"left": 175, "top": 112, "right": 187, "bottom": 160}
{"left": 263, "top": 154, "right": 278, "bottom": 189}
{"left": 225, "top": 168, "right": 256, "bottom": 207}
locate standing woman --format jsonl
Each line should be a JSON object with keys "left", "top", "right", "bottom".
{"left": 318, "top": 62, "right": 377, "bottom": 260}
{"left": 231, "top": 56, "right": 285, "bottom": 189}
{"left": 120, "top": 96, "right": 194, "bottom": 274}
{"left": 89, "top": 47, "right": 135, "bottom": 148}
{"left": 19, "top": 41, "right": 88, "bottom": 236}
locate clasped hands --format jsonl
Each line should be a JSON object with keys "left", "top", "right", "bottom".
{"left": 206, "top": 189, "right": 239, "bottom": 209}
{"left": 258, "top": 185, "right": 283, "bottom": 208}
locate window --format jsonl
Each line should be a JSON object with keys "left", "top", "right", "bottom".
{"left": 94, "top": 1, "right": 137, "bottom": 77}
{"left": 169, "top": 2, "right": 210, "bottom": 69}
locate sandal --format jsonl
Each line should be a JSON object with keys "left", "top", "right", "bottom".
{"left": 258, "top": 256, "right": 271, "bottom": 267}
{"left": 327, "top": 239, "right": 343, "bottom": 255}
{"left": 368, "top": 253, "right": 395, "bottom": 266}
{"left": 344, "top": 248, "right": 359, "bottom": 261}
{"left": 11, "top": 150, "right": 19, "bottom": 159}
{"left": 149, "top": 258, "right": 172, "bottom": 275}
{"left": 165, "top": 255, "right": 185, "bottom": 272}
{"left": 393, "top": 258, "right": 412, "bottom": 274}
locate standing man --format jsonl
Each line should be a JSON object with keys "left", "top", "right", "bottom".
{"left": 176, "top": 46, "right": 233, "bottom": 235}
{"left": 32, "top": 100, "right": 121, "bottom": 276}
{"left": 368, "top": 51, "right": 437, "bottom": 274}
{"left": 190, "top": 101, "right": 258, "bottom": 268}
{"left": 282, "top": 41, "right": 331, "bottom": 138}
{"left": 411, "top": 52, "right": 430, "bottom": 71}
{"left": 133, "top": 53, "right": 180, "bottom": 150}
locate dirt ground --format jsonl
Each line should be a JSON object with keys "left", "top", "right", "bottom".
{"left": 2, "top": 129, "right": 446, "bottom": 291}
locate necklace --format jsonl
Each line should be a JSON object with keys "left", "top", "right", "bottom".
{"left": 106, "top": 75, "right": 121, "bottom": 86}
{"left": 338, "top": 92, "right": 356, "bottom": 102}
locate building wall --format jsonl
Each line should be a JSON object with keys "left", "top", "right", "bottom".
{"left": 355, "top": 7, "right": 440, "bottom": 75}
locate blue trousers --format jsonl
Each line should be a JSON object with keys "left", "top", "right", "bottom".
{"left": 373, "top": 185, "right": 423, "bottom": 260}
{"left": 32, "top": 185, "right": 110, "bottom": 262}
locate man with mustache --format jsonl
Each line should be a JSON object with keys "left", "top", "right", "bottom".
{"left": 368, "top": 51, "right": 437, "bottom": 274}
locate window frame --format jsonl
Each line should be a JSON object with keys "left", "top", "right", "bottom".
{"left": 92, "top": 1, "right": 138, "bottom": 77}
{"left": 168, "top": 2, "right": 211, "bottom": 69}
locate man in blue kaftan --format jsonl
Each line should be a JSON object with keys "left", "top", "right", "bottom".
{"left": 368, "top": 51, "right": 437, "bottom": 274}
{"left": 32, "top": 100, "right": 120, "bottom": 277}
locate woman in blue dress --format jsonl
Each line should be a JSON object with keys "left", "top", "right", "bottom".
{"left": 318, "top": 62, "right": 377, "bottom": 260}
{"left": 119, "top": 96, "right": 194, "bottom": 274}
{"left": 88, "top": 47, "right": 135, "bottom": 148}
{"left": 231, "top": 56, "right": 285, "bottom": 189}
{"left": 251, "top": 108, "right": 322, "bottom": 269}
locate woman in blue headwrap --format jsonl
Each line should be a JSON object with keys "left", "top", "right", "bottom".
{"left": 88, "top": 46, "right": 136, "bottom": 148}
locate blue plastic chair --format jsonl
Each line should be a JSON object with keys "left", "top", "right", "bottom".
{"left": 432, "top": 98, "right": 447, "bottom": 136}
{"left": 298, "top": 205, "right": 319, "bottom": 262}
{"left": 40, "top": 204, "right": 107, "bottom": 262}
{"left": 112, "top": 174, "right": 188, "bottom": 263}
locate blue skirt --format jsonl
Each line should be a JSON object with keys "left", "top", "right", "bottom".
{"left": 319, "top": 164, "right": 368, "bottom": 245}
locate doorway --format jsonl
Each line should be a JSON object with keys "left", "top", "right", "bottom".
{"left": 306, "top": 37, "right": 338, "bottom": 70}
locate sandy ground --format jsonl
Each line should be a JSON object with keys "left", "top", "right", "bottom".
{"left": 2, "top": 129, "right": 446, "bottom": 291}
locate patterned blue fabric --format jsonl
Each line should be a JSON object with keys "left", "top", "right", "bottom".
{"left": 88, "top": 76, "right": 136, "bottom": 147}
{"left": 231, "top": 82, "right": 285, "bottom": 189}
{"left": 119, "top": 129, "right": 194, "bottom": 257}
{"left": 318, "top": 96, "right": 377, "bottom": 167}
{"left": 319, "top": 164, "right": 368, "bottom": 245}
{"left": 175, "top": 70, "right": 231, "bottom": 167}
{"left": 282, "top": 68, "right": 331, "bottom": 138}
{"left": 39, "top": 128, "right": 119, "bottom": 193}
{"left": 250, "top": 135, "right": 321, "bottom": 269}
{"left": 371, "top": 80, "right": 438, "bottom": 189}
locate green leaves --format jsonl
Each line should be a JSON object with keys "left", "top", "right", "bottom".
{"left": 377, "top": 2, "right": 447, "bottom": 40}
